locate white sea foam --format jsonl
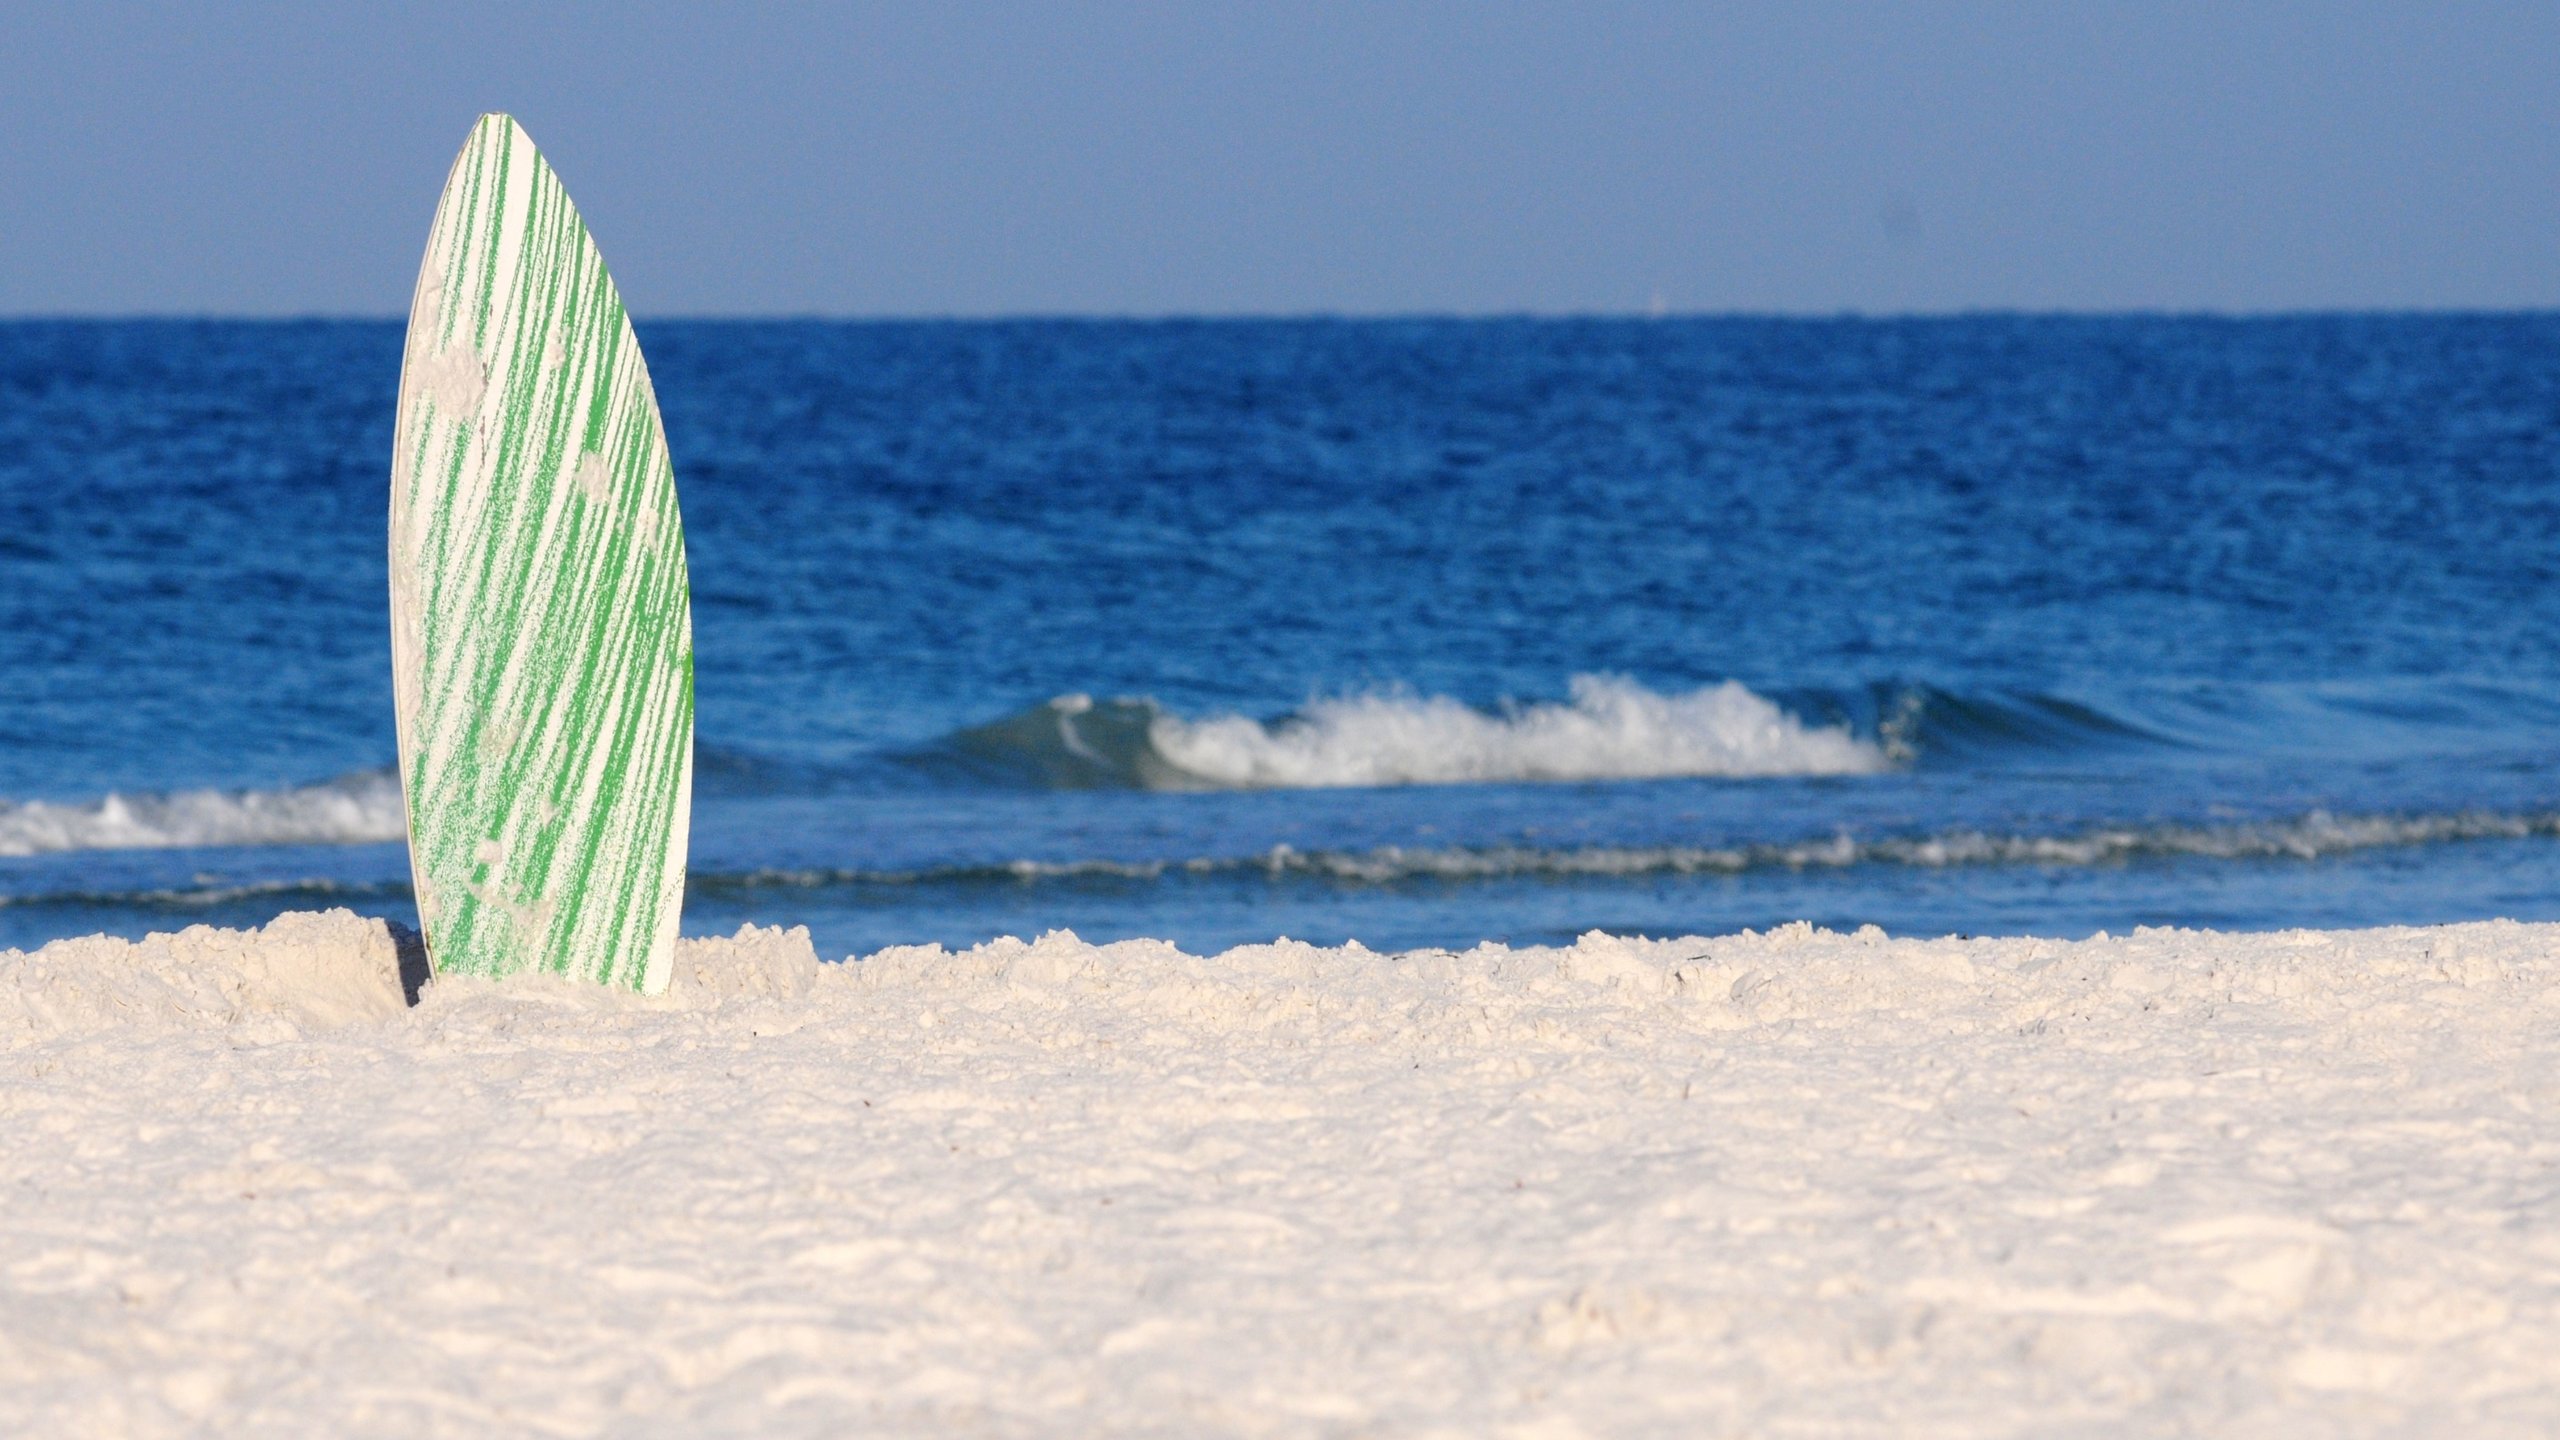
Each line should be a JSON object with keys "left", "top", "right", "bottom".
{"left": 1148, "top": 675, "right": 1889, "bottom": 788}
{"left": 0, "top": 770, "right": 405, "bottom": 858}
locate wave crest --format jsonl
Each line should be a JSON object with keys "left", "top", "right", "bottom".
{"left": 0, "top": 770, "right": 406, "bottom": 858}
{"left": 939, "top": 677, "right": 1891, "bottom": 791}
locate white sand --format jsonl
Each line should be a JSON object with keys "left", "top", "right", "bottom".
{"left": 2, "top": 911, "right": 2555, "bottom": 1436}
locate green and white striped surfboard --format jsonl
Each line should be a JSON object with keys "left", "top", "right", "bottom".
{"left": 390, "top": 113, "right": 692, "bottom": 994}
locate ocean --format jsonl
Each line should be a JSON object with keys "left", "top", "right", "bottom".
{"left": 5, "top": 314, "right": 2560, "bottom": 957}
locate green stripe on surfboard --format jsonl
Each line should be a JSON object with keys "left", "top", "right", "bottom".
{"left": 390, "top": 113, "right": 692, "bottom": 993}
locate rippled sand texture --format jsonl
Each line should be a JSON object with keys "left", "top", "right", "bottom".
{"left": 2, "top": 913, "right": 2554, "bottom": 1435}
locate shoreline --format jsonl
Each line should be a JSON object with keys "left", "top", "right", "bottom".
{"left": 3, "top": 910, "right": 2554, "bottom": 1433}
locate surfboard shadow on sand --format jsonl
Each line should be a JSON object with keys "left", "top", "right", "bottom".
{"left": 387, "top": 921, "right": 432, "bottom": 1007}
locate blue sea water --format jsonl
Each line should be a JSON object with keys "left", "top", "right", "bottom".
{"left": 5, "top": 315, "right": 2560, "bottom": 957}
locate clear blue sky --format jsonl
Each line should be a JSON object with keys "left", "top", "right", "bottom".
{"left": 7, "top": 2, "right": 2559, "bottom": 316}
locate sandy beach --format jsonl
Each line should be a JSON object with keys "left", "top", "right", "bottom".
{"left": 3, "top": 910, "right": 2552, "bottom": 1435}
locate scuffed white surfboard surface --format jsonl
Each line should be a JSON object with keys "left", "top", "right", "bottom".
{"left": 390, "top": 113, "right": 692, "bottom": 993}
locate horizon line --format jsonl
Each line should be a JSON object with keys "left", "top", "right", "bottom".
{"left": 6, "top": 304, "right": 2560, "bottom": 325}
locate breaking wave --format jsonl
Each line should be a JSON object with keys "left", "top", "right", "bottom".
{"left": 932, "top": 676, "right": 1893, "bottom": 791}
{"left": 0, "top": 770, "right": 406, "bottom": 858}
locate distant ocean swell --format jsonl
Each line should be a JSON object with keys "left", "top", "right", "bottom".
{"left": 0, "top": 878, "right": 411, "bottom": 913}
{"left": 11, "top": 807, "right": 2560, "bottom": 915}
{"left": 697, "top": 807, "right": 2560, "bottom": 894}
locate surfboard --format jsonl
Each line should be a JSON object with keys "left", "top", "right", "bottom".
{"left": 389, "top": 113, "right": 692, "bottom": 994}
